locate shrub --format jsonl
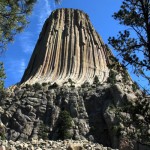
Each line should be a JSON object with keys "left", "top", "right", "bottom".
{"left": 33, "top": 82, "right": 42, "bottom": 90}
{"left": 42, "top": 82, "right": 48, "bottom": 86}
{"left": 25, "top": 84, "right": 33, "bottom": 91}
{"left": 132, "top": 82, "right": 139, "bottom": 92}
{"left": 48, "top": 82, "right": 58, "bottom": 89}
{"left": 0, "top": 125, "right": 5, "bottom": 140}
{"left": 57, "top": 110, "right": 73, "bottom": 140}
{"left": 38, "top": 123, "right": 49, "bottom": 140}
{"left": 122, "top": 70, "right": 129, "bottom": 83}
{"left": 93, "top": 75, "right": 99, "bottom": 85}
{"left": 0, "top": 90, "right": 8, "bottom": 99}
{"left": 81, "top": 81, "right": 90, "bottom": 88}
{"left": 68, "top": 78, "right": 75, "bottom": 87}
{"left": 107, "top": 70, "right": 117, "bottom": 84}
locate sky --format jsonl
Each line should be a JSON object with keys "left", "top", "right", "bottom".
{"left": 1, "top": 0, "right": 147, "bottom": 89}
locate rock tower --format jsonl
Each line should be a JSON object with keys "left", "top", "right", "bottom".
{"left": 21, "top": 9, "right": 109, "bottom": 85}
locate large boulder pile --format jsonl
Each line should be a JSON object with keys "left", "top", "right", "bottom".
{"left": 0, "top": 80, "right": 149, "bottom": 150}
{"left": 0, "top": 139, "right": 117, "bottom": 150}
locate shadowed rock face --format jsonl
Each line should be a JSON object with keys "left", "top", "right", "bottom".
{"left": 21, "top": 8, "right": 109, "bottom": 85}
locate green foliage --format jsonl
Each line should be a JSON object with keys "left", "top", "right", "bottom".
{"left": 0, "top": 90, "right": 8, "bottom": 99}
{"left": 108, "top": 0, "right": 150, "bottom": 90}
{"left": 0, "top": 125, "right": 5, "bottom": 140}
{"left": 0, "top": 62, "right": 6, "bottom": 90}
{"left": 33, "top": 82, "right": 42, "bottom": 90}
{"left": 26, "top": 84, "right": 32, "bottom": 89}
{"left": 0, "top": 0, "right": 36, "bottom": 51}
{"left": 42, "top": 82, "right": 47, "bottom": 86}
{"left": 57, "top": 110, "right": 72, "bottom": 140}
{"left": 68, "top": 78, "right": 72, "bottom": 83}
{"left": 122, "top": 69, "right": 129, "bottom": 83}
{"left": 48, "top": 82, "right": 58, "bottom": 89}
{"left": 107, "top": 70, "right": 117, "bottom": 84}
{"left": 38, "top": 123, "right": 49, "bottom": 140}
{"left": 68, "top": 78, "right": 75, "bottom": 87}
{"left": 81, "top": 81, "right": 90, "bottom": 88}
{"left": 112, "top": 125, "right": 121, "bottom": 136}
{"left": 132, "top": 82, "right": 139, "bottom": 92}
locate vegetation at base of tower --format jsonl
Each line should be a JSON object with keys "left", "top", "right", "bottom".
{"left": 0, "top": 125, "right": 6, "bottom": 140}
{"left": 26, "top": 84, "right": 33, "bottom": 90}
{"left": 108, "top": 0, "right": 150, "bottom": 93}
{"left": 48, "top": 82, "right": 58, "bottom": 89}
{"left": 107, "top": 70, "right": 117, "bottom": 84}
{"left": 93, "top": 75, "right": 100, "bottom": 85}
{"left": 33, "top": 82, "right": 42, "bottom": 90}
{"left": 57, "top": 110, "right": 73, "bottom": 140}
{"left": 38, "top": 123, "right": 49, "bottom": 140}
{"left": 42, "top": 82, "right": 48, "bottom": 86}
{"left": 81, "top": 81, "right": 90, "bottom": 88}
{"left": 122, "top": 69, "right": 129, "bottom": 83}
{"left": 0, "top": 62, "right": 6, "bottom": 91}
{"left": 68, "top": 78, "right": 75, "bottom": 87}
{"left": 107, "top": 54, "right": 130, "bottom": 84}
{"left": 132, "top": 81, "right": 140, "bottom": 92}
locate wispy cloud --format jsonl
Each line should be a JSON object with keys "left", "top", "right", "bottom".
{"left": 37, "top": 0, "right": 52, "bottom": 32}
{"left": 19, "top": 0, "right": 52, "bottom": 54}
{"left": 5, "top": 59, "right": 26, "bottom": 84}
{"left": 18, "top": 59, "right": 26, "bottom": 74}
{"left": 19, "top": 32, "right": 34, "bottom": 53}
{"left": 7, "top": 59, "right": 26, "bottom": 74}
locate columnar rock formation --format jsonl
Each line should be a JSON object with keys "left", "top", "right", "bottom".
{"left": 21, "top": 9, "right": 109, "bottom": 85}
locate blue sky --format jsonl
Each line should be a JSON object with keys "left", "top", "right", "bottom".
{"left": 1, "top": 0, "right": 147, "bottom": 88}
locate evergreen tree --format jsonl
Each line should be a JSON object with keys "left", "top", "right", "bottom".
{"left": 57, "top": 110, "right": 72, "bottom": 140}
{"left": 0, "top": 0, "right": 37, "bottom": 52}
{"left": 108, "top": 0, "right": 150, "bottom": 92}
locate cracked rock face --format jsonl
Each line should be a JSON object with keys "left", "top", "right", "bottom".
{"left": 1, "top": 82, "right": 149, "bottom": 150}
{"left": 21, "top": 8, "right": 109, "bottom": 86}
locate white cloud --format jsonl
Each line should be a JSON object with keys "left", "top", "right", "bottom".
{"left": 37, "top": 0, "right": 52, "bottom": 32}
{"left": 18, "top": 59, "right": 26, "bottom": 74}
{"left": 7, "top": 59, "right": 26, "bottom": 74}
{"left": 19, "top": 32, "right": 34, "bottom": 53}
{"left": 19, "top": 0, "right": 52, "bottom": 54}
{"left": 6, "top": 59, "right": 26, "bottom": 83}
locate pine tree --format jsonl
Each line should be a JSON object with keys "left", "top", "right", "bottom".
{"left": 57, "top": 110, "right": 72, "bottom": 139}
{"left": 108, "top": 0, "right": 150, "bottom": 92}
